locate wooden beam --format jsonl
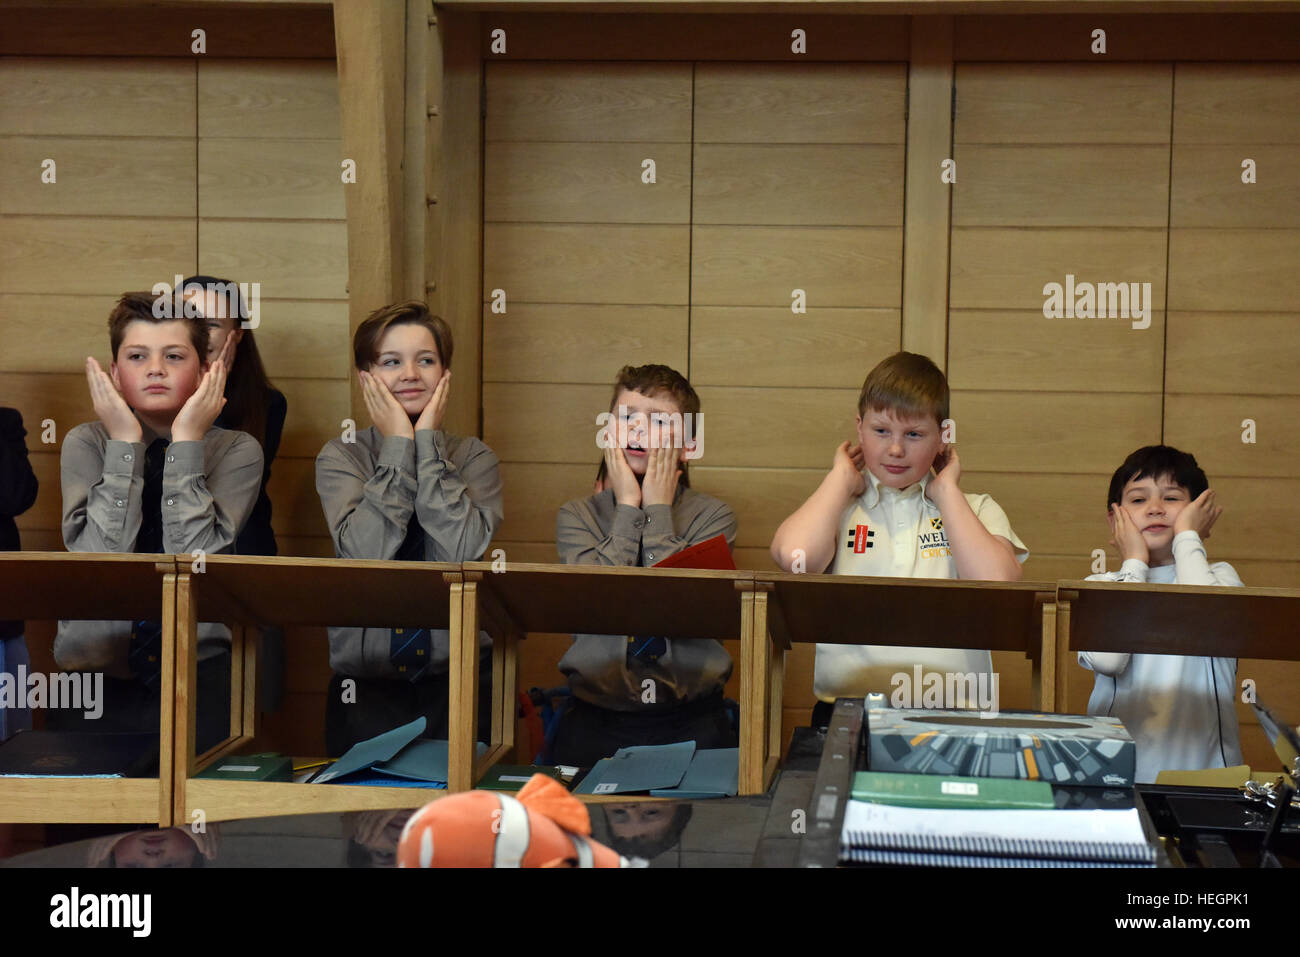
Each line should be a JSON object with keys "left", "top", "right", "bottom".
{"left": 428, "top": 9, "right": 484, "bottom": 438}
{"left": 901, "top": 15, "right": 953, "bottom": 369}
{"left": 335, "top": 0, "right": 408, "bottom": 420}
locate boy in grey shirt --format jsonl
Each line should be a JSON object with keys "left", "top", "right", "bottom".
{"left": 548, "top": 364, "right": 738, "bottom": 767}
{"left": 53, "top": 291, "right": 262, "bottom": 753}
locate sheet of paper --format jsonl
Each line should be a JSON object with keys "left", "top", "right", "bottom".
{"left": 573, "top": 740, "right": 696, "bottom": 794}
{"left": 842, "top": 800, "right": 1148, "bottom": 846}
{"left": 313, "top": 716, "right": 426, "bottom": 784}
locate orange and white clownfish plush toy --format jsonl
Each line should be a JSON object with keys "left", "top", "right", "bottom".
{"left": 396, "top": 773, "right": 631, "bottom": 868}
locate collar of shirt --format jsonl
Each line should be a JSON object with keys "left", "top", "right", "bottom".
{"left": 859, "top": 468, "right": 936, "bottom": 510}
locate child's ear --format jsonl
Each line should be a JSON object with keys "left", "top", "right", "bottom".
{"left": 109, "top": 361, "right": 122, "bottom": 392}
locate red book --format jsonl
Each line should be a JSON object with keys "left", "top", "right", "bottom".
{"left": 651, "top": 534, "right": 736, "bottom": 571}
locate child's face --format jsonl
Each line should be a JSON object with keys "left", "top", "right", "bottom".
{"left": 856, "top": 407, "right": 944, "bottom": 490}
{"left": 110, "top": 320, "right": 204, "bottom": 417}
{"left": 607, "top": 388, "right": 690, "bottom": 477}
{"left": 110, "top": 829, "right": 198, "bottom": 868}
{"left": 369, "top": 323, "right": 444, "bottom": 418}
{"left": 183, "top": 288, "right": 243, "bottom": 367}
{"left": 1111, "top": 473, "right": 1192, "bottom": 563}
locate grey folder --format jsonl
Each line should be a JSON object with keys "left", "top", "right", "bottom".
{"left": 650, "top": 747, "right": 739, "bottom": 799}
{"left": 573, "top": 740, "right": 696, "bottom": 795}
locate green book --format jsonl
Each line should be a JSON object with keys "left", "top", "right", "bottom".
{"left": 852, "top": 771, "right": 1055, "bottom": 810}
{"left": 196, "top": 752, "right": 294, "bottom": 782}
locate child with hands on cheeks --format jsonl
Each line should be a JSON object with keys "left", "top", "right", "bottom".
{"left": 770, "top": 352, "right": 1028, "bottom": 726}
{"left": 1081, "top": 446, "right": 1243, "bottom": 783}
{"left": 547, "top": 365, "right": 739, "bottom": 767}
{"left": 315, "top": 301, "right": 502, "bottom": 755}
{"left": 53, "top": 292, "right": 263, "bottom": 752}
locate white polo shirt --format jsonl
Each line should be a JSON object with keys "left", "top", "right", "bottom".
{"left": 813, "top": 470, "right": 1029, "bottom": 702}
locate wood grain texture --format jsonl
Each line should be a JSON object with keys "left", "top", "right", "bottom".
{"left": 954, "top": 63, "right": 1172, "bottom": 144}
{"left": 1174, "top": 63, "right": 1300, "bottom": 144}
{"left": 485, "top": 142, "right": 691, "bottom": 224}
{"left": 949, "top": 227, "right": 1167, "bottom": 310}
{"left": 0, "top": 58, "right": 195, "bottom": 136}
{"left": 199, "top": 59, "right": 341, "bottom": 139}
{"left": 197, "top": 219, "right": 348, "bottom": 300}
{"left": 948, "top": 309, "right": 1165, "bottom": 392}
{"left": 483, "top": 382, "right": 610, "bottom": 463}
{"left": 694, "top": 63, "right": 907, "bottom": 144}
{"left": 693, "top": 144, "right": 903, "bottom": 226}
{"left": 199, "top": 137, "right": 346, "bottom": 220}
{"left": 1168, "top": 229, "right": 1300, "bottom": 311}
{"left": 0, "top": 216, "right": 196, "bottom": 295}
{"left": 952, "top": 145, "right": 1170, "bottom": 227}
{"left": 235, "top": 298, "right": 351, "bottom": 379}
{"left": 954, "top": 15, "right": 1300, "bottom": 62}
{"left": 901, "top": 17, "right": 952, "bottom": 368}
{"left": 483, "top": 223, "right": 690, "bottom": 304}
{"left": 691, "top": 225, "right": 901, "bottom": 307}
{"left": 953, "top": 391, "right": 1163, "bottom": 474}
{"left": 1164, "top": 395, "right": 1300, "bottom": 478}
{"left": 485, "top": 62, "right": 693, "bottom": 143}
{"left": 475, "top": 14, "right": 907, "bottom": 62}
{"left": 689, "top": 306, "right": 899, "bottom": 387}
{"left": 0, "top": 136, "right": 195, "bottom": 217}
{"left": 1165, "top": 312, "right": 1300, "bottom": 394}
{"left": 483, "top": 303, "right": 689, "bottom": 384}
{"left": 692, "top": 386, "right": 860, "bottom": 468}
{"left": 265, "top": 456, "right": 332, "bottom": 539}
{"left": 1171, "top": 146, "right": 1300, "bottom": 228}
{"left": 274, "top": 378, "right": 351, "bottom": 458}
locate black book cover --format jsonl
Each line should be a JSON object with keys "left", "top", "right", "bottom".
{"left": 0, "top": 730, "right": 159, "bottom": 777}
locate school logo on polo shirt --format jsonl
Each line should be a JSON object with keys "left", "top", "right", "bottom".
{"left": 918, "top": 520, "right": 951, "bottom": 559}
{"left": 846, "top": 524, "right": 875, "bottom": 553}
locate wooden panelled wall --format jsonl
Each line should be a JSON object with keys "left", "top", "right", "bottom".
{"left": 474, "top": 16, "right": 1300, "bottom": 768}
{"left": 0, "top": 52, "right": 346, "bottom": 749}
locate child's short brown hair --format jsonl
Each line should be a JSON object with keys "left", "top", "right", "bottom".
{"left": 607, "top": 364, "right": 700, "bottom": 416}
{"left": 109, "top": 291, "right": 209, "bottom": 360}
{"left": 352, "top": 300, "right": 453, "bottom": 371}
{"left": 857, "top": 351, "right": 949, "bottom": 426}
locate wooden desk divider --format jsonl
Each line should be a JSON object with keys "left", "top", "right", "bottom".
{"left": 172, "top": 554, "right": 465, "bottom": 823}
{"left": 752, "top": 572, "right": 1060, "bottom": 772}
{"left": 459, "top": 562, "right": 761, "bottom": 794}
{"left": 0, "top": 552, "right": 176, "bottom": 826}
{"left": 1053, "top": 579, "right": 1300, "bottom": 713}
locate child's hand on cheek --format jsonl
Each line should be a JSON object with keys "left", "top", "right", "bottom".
{"left": 86, "top": 357, "right": 142, "bottom": 443}
{"left": 172, "top": 362, "right": 228, "bottom": 443}
{"left": 603, "top": 439, "right": 641, "bottom": 509}
{"left": 1174, "top": 489, "right": 1222, "bottom": 540}
{"left": 641, "top": 443, "right": 681, "bottom": 508}
{"left": 832, "top": 440, "right": 866, "bottom": 500}
{"left": 1110, "top": 504, "right": 1149, "bottom": 565}
{"left": 414, "top": 370, "right": 451, "bottom": 433}
{"left": 928, "top": 445, "right": 961, "bottom": 502}
{"left": 360, "top": 371, "right": 415, "bottom": 440}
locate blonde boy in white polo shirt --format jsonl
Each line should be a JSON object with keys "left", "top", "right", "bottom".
{"left": 770, "top": 352, "right": 1028, "bottom": 722}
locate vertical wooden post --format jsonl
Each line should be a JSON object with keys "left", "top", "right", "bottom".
{"left": 1037, "top": 600, "right": 1058, "bottom": 713}
{"left": 335, "top": 0, "right": 408, "bottom": 421}
{"left": 901, "top": 15, "right": 954, "bottom": 367}
{"left": 171, "top": 571, "right": 198, "bottom": 827}
{"left": 427, "top": 9, "right": 483, "bottom": 438}
{"left": 157, "top": 567, "right": 178, "bottom": 827}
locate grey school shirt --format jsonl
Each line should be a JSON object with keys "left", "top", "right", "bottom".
{"left": 556, "top": 486, "right": 738, "bottom": 711}
{"left": 55, "top": 420, "right": 264, "bottom": 674}
{"left": 315, "top": 426, "right": 503, "bottom": 677}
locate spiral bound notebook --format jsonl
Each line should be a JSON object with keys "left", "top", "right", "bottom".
{"left": 840, "top": 800, "right": 1156, "bottom": 867}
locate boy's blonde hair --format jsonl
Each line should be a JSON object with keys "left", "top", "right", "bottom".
{"left": 857, "top": 351, "right": 949, "bottom": 426}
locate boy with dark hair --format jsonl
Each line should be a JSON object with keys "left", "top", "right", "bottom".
{"left": 771, "top": 352, "right": 1027, "bottom": 724}
{"left": 1081, "top": 444, "right": 1242, "bottom": 783}
{"left": 548, "top": 364, "right": 737, "bottom": 766}
{"left": 54, "top": 291, "right": 263, "bottom": 752}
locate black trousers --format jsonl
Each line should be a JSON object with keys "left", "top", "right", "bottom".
{"left": 45, "top": 651, "right": 233, "bottom": 760}
{"left": 325, "top": 654, "right": 495, "bottom": 757}
{"left": 547, "top": 691, "right": 737, "bottom": 768}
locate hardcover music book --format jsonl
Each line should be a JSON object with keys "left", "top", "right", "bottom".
{"left": 651, "top": 534, "right": 736, "bottom": 571}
